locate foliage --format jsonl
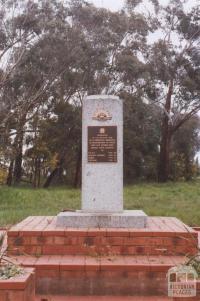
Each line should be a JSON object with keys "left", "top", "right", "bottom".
{"left": 123, "top": 92, "right": 160, "bottom": 181}
{"left": 0, "top": 229, "right": 24, "bottom": 280}
{"left": 170, "top": 116, "right": 200, "bottom": 181}
{"left": 0, "top": 265, "right": 24, "bottom": 280}
{"left": 123, "top": 0, "right": 200, "bottom": 182}
{"left": 0, "top": 0, "right": 199, "bottom": 186}
{"left": 0, "top": 167, "right": 7, "bottom": 185}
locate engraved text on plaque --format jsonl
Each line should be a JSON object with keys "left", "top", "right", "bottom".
{"left": 88, "top": 126, "right": 117, "bottom": 163}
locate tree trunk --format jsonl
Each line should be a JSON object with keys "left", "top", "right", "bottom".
{"left": 13, "top": 131, "right": 24, "bottom": 185}
{"left": 13, "top": 151, "right": 23, "bottom": 185}
{"left": 158, "top": 127, "right": 172, "bottom": 182}
{"left": 43, "top": 152, "right": 64, "bottom": 187}
{"left": 33, "top": 158, "right": 38, "bottom": 188}
{"left": 73, "top": 146, "right": 82, "bottom": 188}
{"left": 158, "top": 79, "right": 174, "bottom": 182}
{"left": 185, "top": 155, "right": 192, "bottom": 181}
{"left": 6, "top": 160, "right": 14, "bottom": 186}
{"left": 32, "top": 158, "right": 42, "bottom": 188}
{"left": 43, "top": 167, "right": 60, "bottom": 188}
{"left": 37, "top": 159, "right": 41, "bottom": 187}
{"left": 58, "top": 166, "right": 64, "bottom": 185}
{"left": 43, "top": 127, "right": 74, "bottom": 188}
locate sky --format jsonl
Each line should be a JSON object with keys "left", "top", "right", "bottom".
{"left": 92, "top": 0, "right": 123, "bottom": 11}
{"left": 91, "top": 0, "right": 197, "bottom": 44}
{"left": 91, "top": 0, "right": 197, "bottom": 11}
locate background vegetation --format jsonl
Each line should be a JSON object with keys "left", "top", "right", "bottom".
{"left": 0, "top": 0, "right": 200, "bottom": 188}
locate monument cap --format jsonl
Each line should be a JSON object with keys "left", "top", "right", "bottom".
{"left": 85, "top": 95, "right": 120, "bottom": 101}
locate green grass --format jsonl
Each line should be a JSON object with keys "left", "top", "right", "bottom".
{"left": 0, "top": 182, "right": 200, "bottom": 227}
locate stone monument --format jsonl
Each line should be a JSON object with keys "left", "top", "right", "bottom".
{"left": 57, "top": 95, "right": 147, "bottom": 228}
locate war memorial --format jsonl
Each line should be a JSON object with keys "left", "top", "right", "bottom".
{"left": 5, "top": 96, "right": 200, "bottom": 300}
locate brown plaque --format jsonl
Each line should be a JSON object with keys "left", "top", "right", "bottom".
{"left": 88, "top": 126, "right": 117, "bottom": 163}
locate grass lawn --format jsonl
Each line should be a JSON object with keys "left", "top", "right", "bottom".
{"left": 0, "top": 181, "right": 200, "bottom": 227}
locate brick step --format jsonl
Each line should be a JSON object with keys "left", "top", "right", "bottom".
{"left": 193, "top": 228, "right": 200, "bottom": 248}
{"left": 11, "top": 254, "right": 186, "bottom": 296}
{"left": 36, "top": 296, "right": 173, "bottom": 300}
{"left": 8, "top": 216, "right": 198, "bottom": 256}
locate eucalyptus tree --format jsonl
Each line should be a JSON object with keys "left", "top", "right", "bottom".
{"left": 1, "top": 0, "right": 130, "bottom": 185}
{"left": 0, "top": 0, "right": 45, "bottom": 131}
{"left": 124, "top": 0, "right": 200, "bottom": 182}
{"left": 0, "top": 0, "right": 44, "bottom": 184}
{"left": 0, "top": 0, "right": 88, "bottom": 185}
{"left": 0, "top": 0, "right": 40, "bottom": 89}
{"left": 42, "top": 0, "right": 154, "bottom": 187}
{"left": 122, "top": 91, "right": 161, "bottom": 182}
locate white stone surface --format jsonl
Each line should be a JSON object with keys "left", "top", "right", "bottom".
{"left": 82, "top": 95, "right": 123, "bottom": 213}
{"left": 57, "top": 210, "right": 147, "bottom": 228}
{"left": 56, "top": 95, "right": 147, "bottom": 228}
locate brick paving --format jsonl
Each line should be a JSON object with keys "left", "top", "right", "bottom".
{"left": 3, "top": 217, "right": 199, "bottom": 299}
{"left": 10, "top": 254, "right": 186, "bottom": 272}
{"left": 7, "top": 216, "right": 198, "bottom": 257}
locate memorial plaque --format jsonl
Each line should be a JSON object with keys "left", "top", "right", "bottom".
{"left": 88, "top": 126, "right": 117, "bottom": 163}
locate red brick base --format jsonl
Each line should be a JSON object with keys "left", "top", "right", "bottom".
{"left": 0, "top": 268, "right": 35, "bottom": 301}
{"left": 7, "top": 216, "right": 198, "bottom": 257}
{"left": 6, "top": 216, "right": 200, "bottom": 298}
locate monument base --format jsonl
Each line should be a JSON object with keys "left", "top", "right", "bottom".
{"left": 56, "top": 210, "right": 147, "bottom": 228}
